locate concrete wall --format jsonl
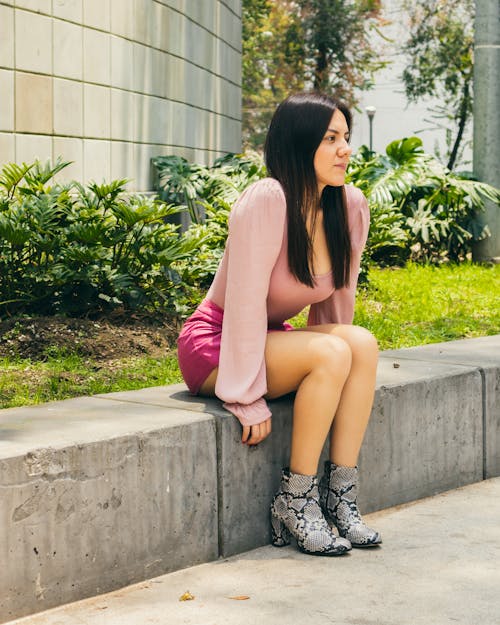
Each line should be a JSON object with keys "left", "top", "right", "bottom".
{"left": 0, "top": 0, "right": 242, "bottom": 190}
{"left": 1, "top": 335, "right": 499, "bottom": 622}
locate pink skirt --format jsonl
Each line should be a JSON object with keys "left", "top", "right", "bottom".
{"left": 177, "top": 299, "right": 293, "bottom": 395}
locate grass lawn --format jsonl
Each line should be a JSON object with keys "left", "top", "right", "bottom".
{"left": 355, "top": 262, "right": 500, "bottom": 349}
{"left": 1, "top": 262, "right": 498, "bottom": 409}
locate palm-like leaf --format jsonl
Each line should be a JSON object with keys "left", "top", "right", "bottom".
{"left": 0, "top": 162, "right": 34, "bottom": 200}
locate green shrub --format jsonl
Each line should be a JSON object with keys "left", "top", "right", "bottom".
{"left": 347, "top": 138, "right": 500, "bottom": 266}
{"left": 153, "top": 153, "right": 266, "bottom": 312}
{"left": 0, "top": 160, "right": 202, "bottom": 318}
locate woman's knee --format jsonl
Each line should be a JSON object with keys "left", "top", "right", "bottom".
{"left": 311, "top": 334, "right": 352, "bottom": 381}
{"left": 343, "top": 325, "right": 379, "bottom": 363}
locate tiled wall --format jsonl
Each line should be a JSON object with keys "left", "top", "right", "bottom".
{"left": 0, "top": 0, "right": 242, "bottom": 190}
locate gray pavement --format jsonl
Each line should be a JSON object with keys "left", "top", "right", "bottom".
{"left": 8, "top": 478, "right": 500, "bottom": 625}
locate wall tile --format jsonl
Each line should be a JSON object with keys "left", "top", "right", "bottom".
{"left": 15, "top": 0, "right": 51, "bottom": 13}
{"left": 53, "top": 0, "right": 82, "bottom": 23}
{"left": 15, "top": 72, "right": 53, "bottom": 134}
{"left": 110, "top": 89, "right": 136, "bottom": 141}
{"left": 152, "top": 51, "right": 168, "bottom": 99}
{"left": 84, "top": 84, "right": 110, "bottom": 138}
{"left": 53, "top": 20, "right": 83, "bottom": 80}
{"left": 5, "top": 0, "right": 243, "bottom": 189}
{"left": 110, "top": 141, "right": 135, "bottom": 188}
{"left": 169, "top": 100, "right": 187, "bottom": 146}
{"left": 110, "top": 0, "right": 134, "bottom": 39}
{"left": 134, "top": 142, "right": 160, "bottom": 190}
{"left": 16, "top": 133, "right": 53, "bottom": 164}
{"left": 164, "top": 7, "right": 185, "bottom": 58}
{"left": 15, "top": 11, "right": 52, "bottom": 73}
{"left": 184, "top": 65, "right": 212, "bottom": 110}
{"left": 110, "top": 36, "right": 134, "bottom": 91}
{"left": 158, "top": 0, "right": 183, "bottom": 12}
{"left": 218, "top": 1, "right": 241, "bottom": 51}
{"left": 182, "top": 0, "right": 216, "bottom": 33}
{"left": 138, "top": 95, "right": 171, "bottom": 144}
{"left": 220, "top": 0, "right": 242, "bottom": 18}
{"left": 83, "top": 139, "right": 110, "bottom": 182}
{"left": 0, "top": 5, "right": 14, "bottom": 67}
{"left": 52, "top": 136, "right": 83, "bottom": 181}
{"left": 83, "top": 28, "right": 111, "bottom": 85}
{"left": 0, "top": 70, "right": 14, "bottom": 132}
{"left": 151, "top": 2, "right": 169, "bottom": 51}
{"left": 83, "top": 0, "right": 111, "bottom": 30}
{"left": 133, "top": 0, "right": 152, "bottom": 46}
{"left": 166, "top": 55, "right": 187, "bottom": 102}
{"left": 133, "top": 44, "right": 167, "bottom": 97}
{"left": 184, "top": 19, "right": 216, "bottom": 70}
{"left": 0, "top": 133, "right": 15, "bottom": 166}
{"left": 53, "top": 78, "right": 83, "bottom": 136}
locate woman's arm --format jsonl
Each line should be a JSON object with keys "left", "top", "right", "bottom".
{"left": 215, "top": 178, "right": 287, "bottom": 427}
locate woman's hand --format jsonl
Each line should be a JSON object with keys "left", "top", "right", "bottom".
{"left": 241, "top": 417, "right": 272, "bottom": 446}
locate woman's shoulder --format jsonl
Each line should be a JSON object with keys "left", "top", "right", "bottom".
{"left": 344, "top": 184, "right": 370, "bottom": 248}
{"left": 231, "top": 177, "right": 286, "bottom": 223}
{"left": 344, "top": 183, "right": 368, "bottom": 210}
{"left": 240, "top": 177, "right": 286, "bottom": 202}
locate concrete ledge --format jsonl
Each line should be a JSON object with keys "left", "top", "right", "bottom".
{"left": 383, "top": 335, "right": 500, "bottom": 479}
{"left": 0, "top": 398, "right": 218, "bottom": 622}
{"left": 1, "top": 335, "right": 499, "bottom": 622}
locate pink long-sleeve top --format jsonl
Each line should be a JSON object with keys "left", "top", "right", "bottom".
{"left": 205, "top": 177, "right": 370, "bottom": 427}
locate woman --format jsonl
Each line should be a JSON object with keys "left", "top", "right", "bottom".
{"left": 178, "top": 92, "right": 381, "bottom": 556}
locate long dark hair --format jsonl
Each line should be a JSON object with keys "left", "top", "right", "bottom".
{"left": 264, "top": 92, "right": 352, "bottom": 289}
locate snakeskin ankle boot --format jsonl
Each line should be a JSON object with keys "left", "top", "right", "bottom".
{"left": 319, "top": 461, "right": 382, "bottom": 547}
{"left": 270, "top": 468, "right": 352, "bottom": 556}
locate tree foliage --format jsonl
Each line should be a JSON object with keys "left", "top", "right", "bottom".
{"left": 400, "top": 0, "right": 474, "bottom": 170}
{"left": 242, "top": 0, "right": 387, "bottom": 149}
{"left": 299, "top": 0, "right": 387, "bottom": 96}
{"left": 242, "top": 0, "right": 306, "bottom": 149}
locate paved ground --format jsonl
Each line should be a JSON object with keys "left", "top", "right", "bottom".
{"left": 8, "top": 478, "right": 500, "bottom": 625}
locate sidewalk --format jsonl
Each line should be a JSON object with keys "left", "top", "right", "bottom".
{"left": 8, "top": 478, "right": 500, "bottom": 625}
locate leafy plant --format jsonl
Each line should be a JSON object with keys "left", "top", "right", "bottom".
{"left": 152, "top": 152, "right": 267, "bottom": 311}
{"left": 0, "top": 160, "right": 203, "bottom": 318}
{"left": 347, "top": 138, "right": 500, "bottom": 265}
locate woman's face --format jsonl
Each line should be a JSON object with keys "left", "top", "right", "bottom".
{"left": 313, "top": 108, "right": 352, "bottom": 194}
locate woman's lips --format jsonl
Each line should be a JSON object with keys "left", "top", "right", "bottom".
{"left": 334, "top": 163, "right": 347, "bottom": 170}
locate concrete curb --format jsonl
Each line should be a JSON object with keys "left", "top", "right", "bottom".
{"left": 1, "top": 335, "right": 499, "bottom": 622}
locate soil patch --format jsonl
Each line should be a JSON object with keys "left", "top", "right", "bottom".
{"left": 0, "top": 315, "right": 179, "bottom": 361}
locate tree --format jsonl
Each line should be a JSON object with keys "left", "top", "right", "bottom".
{"left": 242, "top": 0, "right": 388, "bottom": 150}
{"left": 242, "top": 0, "right": 305, "bottom": 149}
{"left": 299, "top": 0, "right": 387, "bottom": 102}
{"left": 400, "top": 0, "right": 474, "bottom": 171}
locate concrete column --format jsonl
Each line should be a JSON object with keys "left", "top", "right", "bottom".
{"left": 472, "top": 0, "right": 500, "bottom": 262}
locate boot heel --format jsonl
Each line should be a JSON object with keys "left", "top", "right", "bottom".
{"left": 270, "top": 513, "right": 291, "bottom": 547}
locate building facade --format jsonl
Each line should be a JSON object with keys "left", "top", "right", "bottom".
{"left": 0, "top": 0, "right": 242, "bottom": 190}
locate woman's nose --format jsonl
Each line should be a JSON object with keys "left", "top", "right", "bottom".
{"left": 338, "top": 143, "right": 352, "bottom": 157}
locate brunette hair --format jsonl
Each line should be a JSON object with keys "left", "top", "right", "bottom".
{"left": 264, "top": 92, "right": 352, "bottom": 289}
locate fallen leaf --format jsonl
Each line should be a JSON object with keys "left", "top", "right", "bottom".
{"left": 179, "top": 591, "right": 195, "bottom": 601}
{"left": 227, "top": 595, "right": 250, "bottom": 600}
{"left": 393, "top": 362, "right": 400, "bottom": 368}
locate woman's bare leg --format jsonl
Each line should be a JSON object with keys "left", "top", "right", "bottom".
{"left": 199, "top": 330, "right": 353, "bottom": 475}
{"left": 298, "top": 324, "right": 378, "bottom": 467}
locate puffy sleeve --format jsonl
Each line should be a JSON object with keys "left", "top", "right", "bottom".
{"left": 308, "top": 185, "right": 370, "bottom": 326}
{"left": 215, "top": 178, "right": 287, "bottom": 427}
